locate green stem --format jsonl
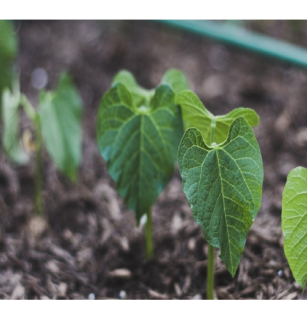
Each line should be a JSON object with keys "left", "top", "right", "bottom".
{"left": 207, "top": 244, "right": 214, "bottom": 300}
{"left": 34, "top": 120, "right": 43, "bottom": 216}
{"left": 19, "top": 94, "right": 37, "bottom": 121}
{"left": 19, "top": 94, "right": 43, "bottom": 216}
{"left": 145, "top": 208, "right": 153, "bottom": 259}
{"left": 207, "top": 117, "right": 216, "bottom": 300}
{"left": 210, "top": 117, "right": 216, "bottom": 146}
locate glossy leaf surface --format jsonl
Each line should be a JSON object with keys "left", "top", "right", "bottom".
{"left": 282, "top": 166, "right": 307, "bottom": 290}
{"left": 176, "top": 90, "right": 259, "bottom": 144}
{"left": 39, "top": 73, "right": 83, "bottom": 181}
{"left": 97, "top": 82, "right": 183, "bottom": 223}
{"left": 178, "top": 116, "right": 263, "bottom": 276}
{"left": 2, "top": 80, "right": 29, "bottom": 164}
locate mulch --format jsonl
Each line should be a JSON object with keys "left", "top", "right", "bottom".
{"left": 0, "top": 20, "right": 307, "bottom": 299}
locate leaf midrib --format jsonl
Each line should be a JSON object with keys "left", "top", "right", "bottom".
{"left": 216, "top": 148, "right": 233, "bottom": 272}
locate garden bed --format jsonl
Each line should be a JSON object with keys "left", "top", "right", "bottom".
{"left": 0, "top": 20, "right": 307, "bottom": 299}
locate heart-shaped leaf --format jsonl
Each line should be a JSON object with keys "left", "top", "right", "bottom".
{"left": 176, "top": 90, "right": 259, "bottom": 144}
{"left": 113, "top": 69, "right": 189, "bottom": 107}
{"left": 39, "top": 73, "right": 83, "bottom": 181}
{"left": 113, "top": 70, "right": 154, "bottom": 107}
{"left": 97, "top": 82, "right": 184, "bottom": 223}
{"left": 161, "top": 69, "right": 190, "bottom": 93}
{"left": 282, "top": 166, "right": 307, "bottom": 290}
{"left": 0, "top": 20, "right": 17, "bottom": 95}
{"left": 2, "top": 78, "right": 29, "bottom": 164}
{"left": 178, "top": 116, "right": 263, "bottom": 276}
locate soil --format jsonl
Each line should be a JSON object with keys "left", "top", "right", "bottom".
{"left": 1, "top": 20, "right": 307, "bottom": 300}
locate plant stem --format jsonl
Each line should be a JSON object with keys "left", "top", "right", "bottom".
{"left": 19, "top": 94, "right": 37, "bottom": 122}
{"left": 19, "top": 94, "right": 43, "bottom": 216}
{"left": 207, "top": 116, "right": 216, "bottom": 300}
{"left": 207, "top": 243, "right": 214, "bottom": 299}
{"left": 210, "top": 117, "right": 216, "bottom": 146}
{"left": 145, "top": 208, "right": 153, "bottom": 259}
{"left": 34, "top": 120, "right": 43, "bottom": 216}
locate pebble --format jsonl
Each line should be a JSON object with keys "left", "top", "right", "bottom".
{"left": 88, "top": 293, "right": 95, "bottom": 300}
{"left": 171, "top": 212, "right": 182, "bottom": 234}
{"left": 119, "top": 290, "right": 126, "bottom": 299}
{"left": 27, "top": 217, "right": 48, "bottom": 240}
{"left": 277, "top": 270, "right": 283, "bottom": 277}
{"left": 192, "top": 293, "right": 202, "bottom": 300}
{"left": 31, "top": 68, "right": 48, "bottom": 90}
{"left": 188, "top": 238, "right": 196, "bottom": 252}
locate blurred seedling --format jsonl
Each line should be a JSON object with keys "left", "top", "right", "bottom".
{"left": 0, "top": 20, "right": 17, "bottom": 104}
{"left": 1, "top": 73, "right": 83, "bottom": 216}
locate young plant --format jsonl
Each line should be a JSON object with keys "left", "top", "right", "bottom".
{"left": 2, "top": 72, "right": 83, "bottom": 216}
{"left": 176, "top": 90, "right": 263, "bottom": 299}
{"left": 96, "top": 69, "right": 189, "bottom": 258}
{"left": 0, "top": 20, "right": 17, "bottom": 104}
{"left": 282, "top": 166, "right": 307, "bottom": 290}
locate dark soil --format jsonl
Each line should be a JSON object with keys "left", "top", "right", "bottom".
{"left": 1, "top": 20, "right": 307, "bottom": 299}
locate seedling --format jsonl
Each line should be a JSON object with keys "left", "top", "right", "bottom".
{"left": 176, "top": 90, "right": 263, "bottom": 299}
{"left": 1, "top": 72, "right": 83, "bottom": 216}
{"left": 96, "top": 69, "right": 189, "bottom": 258}
{"left": 282, "top": 166, "right": 307, "bottom": 290}
{"left": 0, "top": 20, "right": 17, "bottom": 103}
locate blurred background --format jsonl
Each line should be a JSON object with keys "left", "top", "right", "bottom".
{"left": 1, "top": 20, "right": 307, "bottom": 300}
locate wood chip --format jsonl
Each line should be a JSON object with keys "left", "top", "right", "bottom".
{"left": 239, "top": 285, "right": 257, "bottom": 297}
{"left": 58, "top": 282, "right": 68, "bottom": 297}
{"left": 148, "top": 289, "right": 168, "bottom": 299}
{"left": 182, "top": 276, "right": 191, "bottom": 294}
{"left": 174, "top": 283, "right": 182, "bottom": 297}
{"left": 46, "top": 260, "right": 60, "bottom": 274}
{"left": 281, "top": 292, "right": 298, "bottom": 300}
{"left": 108, "top": 268, "right": 131, "bottom": 279}
{"left": 217, "top": 287, "right": 235, "bottom": 299}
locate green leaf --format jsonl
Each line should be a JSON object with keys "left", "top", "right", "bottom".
{"left": 161, "top": 69, "right": 189, "bottom": 93}
{"left": 282, "top": 166, "right": 307, "bottom": 290}
{"left": 0, "top": 20, "right": 17, "bottom": 95}
{"left": 97, "top": 82, "right": 183, "bottom": 223}
{"left": 178, "top": 116, "right": 263, "bottom": 276}
{"left": 176, "top": 90, "right": 259, "bottom": 144}
{"left": 113, "top": 70, "right": 154, "bottom": 108}
{"left": 2, "top": 78, "right": 29, "bottom": 164}
{"left": 39, "top": 73, "right": 83, "bottom": 182}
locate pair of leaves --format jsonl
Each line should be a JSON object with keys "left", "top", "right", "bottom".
{"left": 282, "top": 167, "right": 307, "bottom": 290}
{"left": 97, "top": 69, "right": 189, "bottom": 223}
{"left": 0, "top": 20, "right": 17, "bottom": 96}
{"left": 2, "top": 73, "right": 83, "bottom": 181}
{"left": 176, "top": 90, "right": 259, "bottom": 144}
{"left": 177, "top": 92, "right": 263, "bottom": 276}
